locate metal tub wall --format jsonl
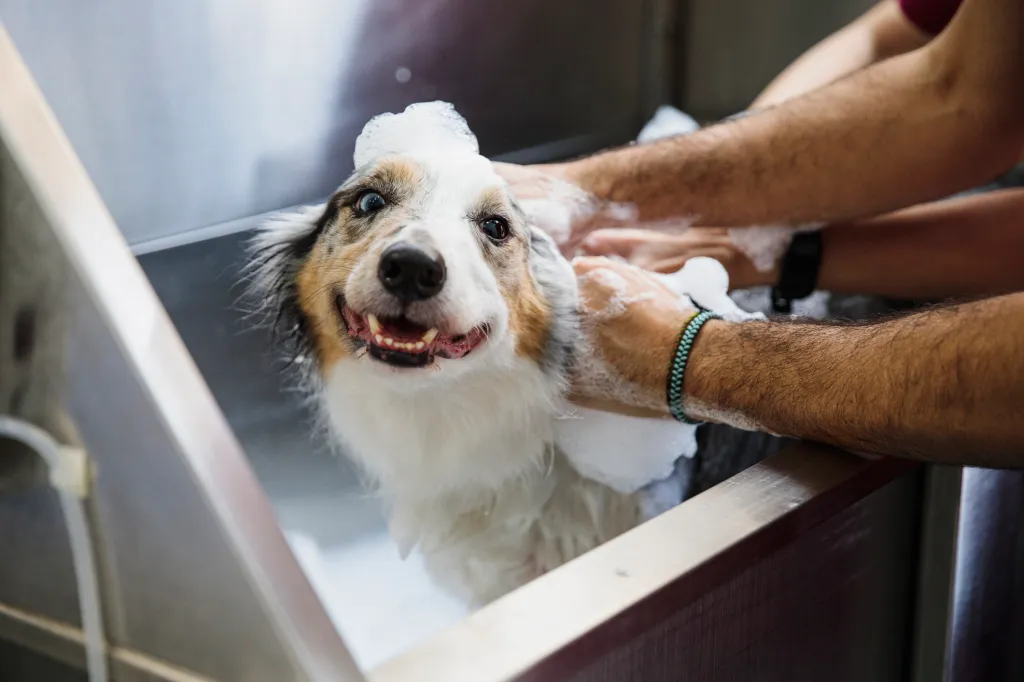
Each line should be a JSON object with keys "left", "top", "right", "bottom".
{"left": 136, "top": 229, "right": 381, "bottom": 545}
{"left": 0, "top": 26, "right": 360, "bottom": 682}
{"left": 0, "top": 0, "right": 669, "bottom": 248}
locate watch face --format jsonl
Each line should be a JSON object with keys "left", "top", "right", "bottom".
{"left": 777, "top": 231, "right": 824, "bottom": 308}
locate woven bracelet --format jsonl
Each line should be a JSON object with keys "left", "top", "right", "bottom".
{"left": 666, "top": 310, "right": 720, "bottom": 424}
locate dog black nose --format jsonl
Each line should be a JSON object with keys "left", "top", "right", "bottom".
{"left": 378, "top": 243, "right": 447, "bottom": 301}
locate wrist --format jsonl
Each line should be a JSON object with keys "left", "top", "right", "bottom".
{"left": 666, "top": 312, "right": 723, "bottom": 423}
{"left": 680, "top": 319, "right": 731, "bottom": 418}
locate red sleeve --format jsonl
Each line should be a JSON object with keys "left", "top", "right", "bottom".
{"left": 898, "top": 0, "right": 964, "bottom": 34}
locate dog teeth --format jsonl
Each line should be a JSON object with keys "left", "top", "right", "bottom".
{"left": 372, "top": 335, "right": 426, "bottom": 353}
{"left": 367, "top": 321, "right": 437, "bottom": 353}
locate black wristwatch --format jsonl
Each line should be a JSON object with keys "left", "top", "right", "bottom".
{"left": 771, "top": 231, "right": 823, "bottom": 314}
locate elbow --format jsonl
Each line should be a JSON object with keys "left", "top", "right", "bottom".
{"left": 970, "top": 75, "right": 1024, "bottom": 164}
{"left": 927, "top": 45, "right": 1024, "bottom": 178}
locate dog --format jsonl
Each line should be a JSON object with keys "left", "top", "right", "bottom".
{"left": 248, "top": 103, "right": 656, "bottom": 605}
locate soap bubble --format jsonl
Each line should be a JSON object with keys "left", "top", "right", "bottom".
{"left": 353, "top": 101, "right": 479, "bottom": 169}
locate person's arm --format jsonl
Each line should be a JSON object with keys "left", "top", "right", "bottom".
{"left": 579, "top": 188, "right": 1024, "bottom": 300}
{"left": 571, "top": 258, "right": 1024, "bottom": 467}
{"left": 686, "top": 297, "right": 1024, "bottom": 466}
{"left": 504, "top": 0, "right": 1024, "bottom": 248}
{"left": 753, "top": 1, "right": 929, "bottom": 108}
{"left": 818, "top": 188, "right": 1024, "bottom": 299}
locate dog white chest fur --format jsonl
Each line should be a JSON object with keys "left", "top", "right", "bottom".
{"left": 326, "top": 343, "right": 640, "bottom": 604}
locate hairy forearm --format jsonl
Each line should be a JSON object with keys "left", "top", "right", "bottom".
{"left": 819, "top": 189, "right": 1024, "bottom": 299}
{"left": 567, "top": 0, "right": 1024, "bottom": 228}
{"left": 753, "top": 1, "right": 928, "bottom": 108}
{"left": 684, "top": 295, "right": 1024, "bottom": 466}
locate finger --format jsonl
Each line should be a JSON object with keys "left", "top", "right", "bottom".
{"left": 578, "top": 237, "right": 619, "bottom": 256}
{"left": 649, "top": 256, "right": 690, "bottom": 274}
{"left": 571, "top": 256, "right": 611, "bottom": 276}
{"left": 561, "top": 231, "right": 588, "bottom": 258}
{"left": 580, "top": 228, "right": 651, "bottom": 255}
{"left": 491, "top": 161, "right": 529, "bottom": 180}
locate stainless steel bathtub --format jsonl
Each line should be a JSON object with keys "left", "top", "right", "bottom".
{"left": 0, "top": 3, "right": 962, "bottom": 679}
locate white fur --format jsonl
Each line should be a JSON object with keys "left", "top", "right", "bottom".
{"left": 342, "top": 153, "right": 511, "bottom": 344}
{"left": 323, "top": 343, "right": 641, "bottom": 604}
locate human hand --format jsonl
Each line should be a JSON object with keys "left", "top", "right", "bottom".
{"left": 494, "top": 162, "right": 635, "bottom": 256}
{"left": 580, "top": 227, "right": 775, "bottom": 290}
{"left": 569, "top": 257, "right": 697, "bottom": 418}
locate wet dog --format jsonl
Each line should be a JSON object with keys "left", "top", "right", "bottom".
{"left": 249, "top": 104, "right": 645, "bottom": 605}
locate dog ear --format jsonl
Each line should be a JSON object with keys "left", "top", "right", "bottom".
{"left": 528, "top": 226, "right": 573, "bottom": 274}
{"left": 527, "top": 226, "right": 574, "bottom": 286}
{"left": 242, "top": 203, "right": 328, "bottom": 376}
{"left": 525, "top": 226, "right": 580, "bottom": 375}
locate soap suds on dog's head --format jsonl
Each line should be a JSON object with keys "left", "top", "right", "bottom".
{"left": 354, "top": 101, "right": 479, "bottom": 168}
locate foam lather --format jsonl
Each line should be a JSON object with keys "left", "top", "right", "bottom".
{"left": 555, "top": 257, "right": 764, "bottom": 496}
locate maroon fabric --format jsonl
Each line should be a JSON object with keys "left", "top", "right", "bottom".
{"left": 899, "top": 0, "right": 964, "bottom": 34}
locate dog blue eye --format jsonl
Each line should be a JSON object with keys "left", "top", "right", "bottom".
{"left": 479, "top": 216, "right": 510, "bottom": 242}
{"left": 355, "top": 191, "right": 387, "bottom": 216}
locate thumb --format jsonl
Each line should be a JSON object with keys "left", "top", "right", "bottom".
{"left": 580, "top": 228, "right": 654, "bottom": 256}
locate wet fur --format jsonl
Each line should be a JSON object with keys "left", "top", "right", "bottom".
{"left": 248, "top": 157, "right": 641, "bottom": 605}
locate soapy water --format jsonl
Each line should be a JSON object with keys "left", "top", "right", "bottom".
{"left": 575, "top": 267, "right": 658, "bottom": 321}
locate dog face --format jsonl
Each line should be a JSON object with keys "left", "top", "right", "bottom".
{"left": 287, "top": 152, "right": 564, "bottom": 381}
{"left": 249, "top": 103, "right": 578, "bottom": 495}
{"left": 251, "top": 152, "right": 578, "bottom": 388}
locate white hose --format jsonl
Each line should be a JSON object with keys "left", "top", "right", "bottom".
{"left": 0, "top": 415, "right": 108, "bottom": 682}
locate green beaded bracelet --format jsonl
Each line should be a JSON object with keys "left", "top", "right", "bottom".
{"left": 667, "top": 310, "right": 720, "bottom": 424}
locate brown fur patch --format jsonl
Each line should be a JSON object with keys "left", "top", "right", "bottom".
{"left": 504, "top": 259, "right": 552, "bottom": 363}
{"left": 295, "top": 236, "right": 374, "bottom": 370}
{"left": 293, "top": 156, "right": 425, "bottom": 370}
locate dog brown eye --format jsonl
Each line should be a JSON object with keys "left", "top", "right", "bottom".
{"left": 479, "top": 216, "right": 510, "bottom": 242}
{"left": 355, "top": 190, "right": 387, "bottom": 216}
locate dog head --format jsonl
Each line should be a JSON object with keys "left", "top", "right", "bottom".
{"left": 249, "top": 103, "right": 577, "bottom": 492}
